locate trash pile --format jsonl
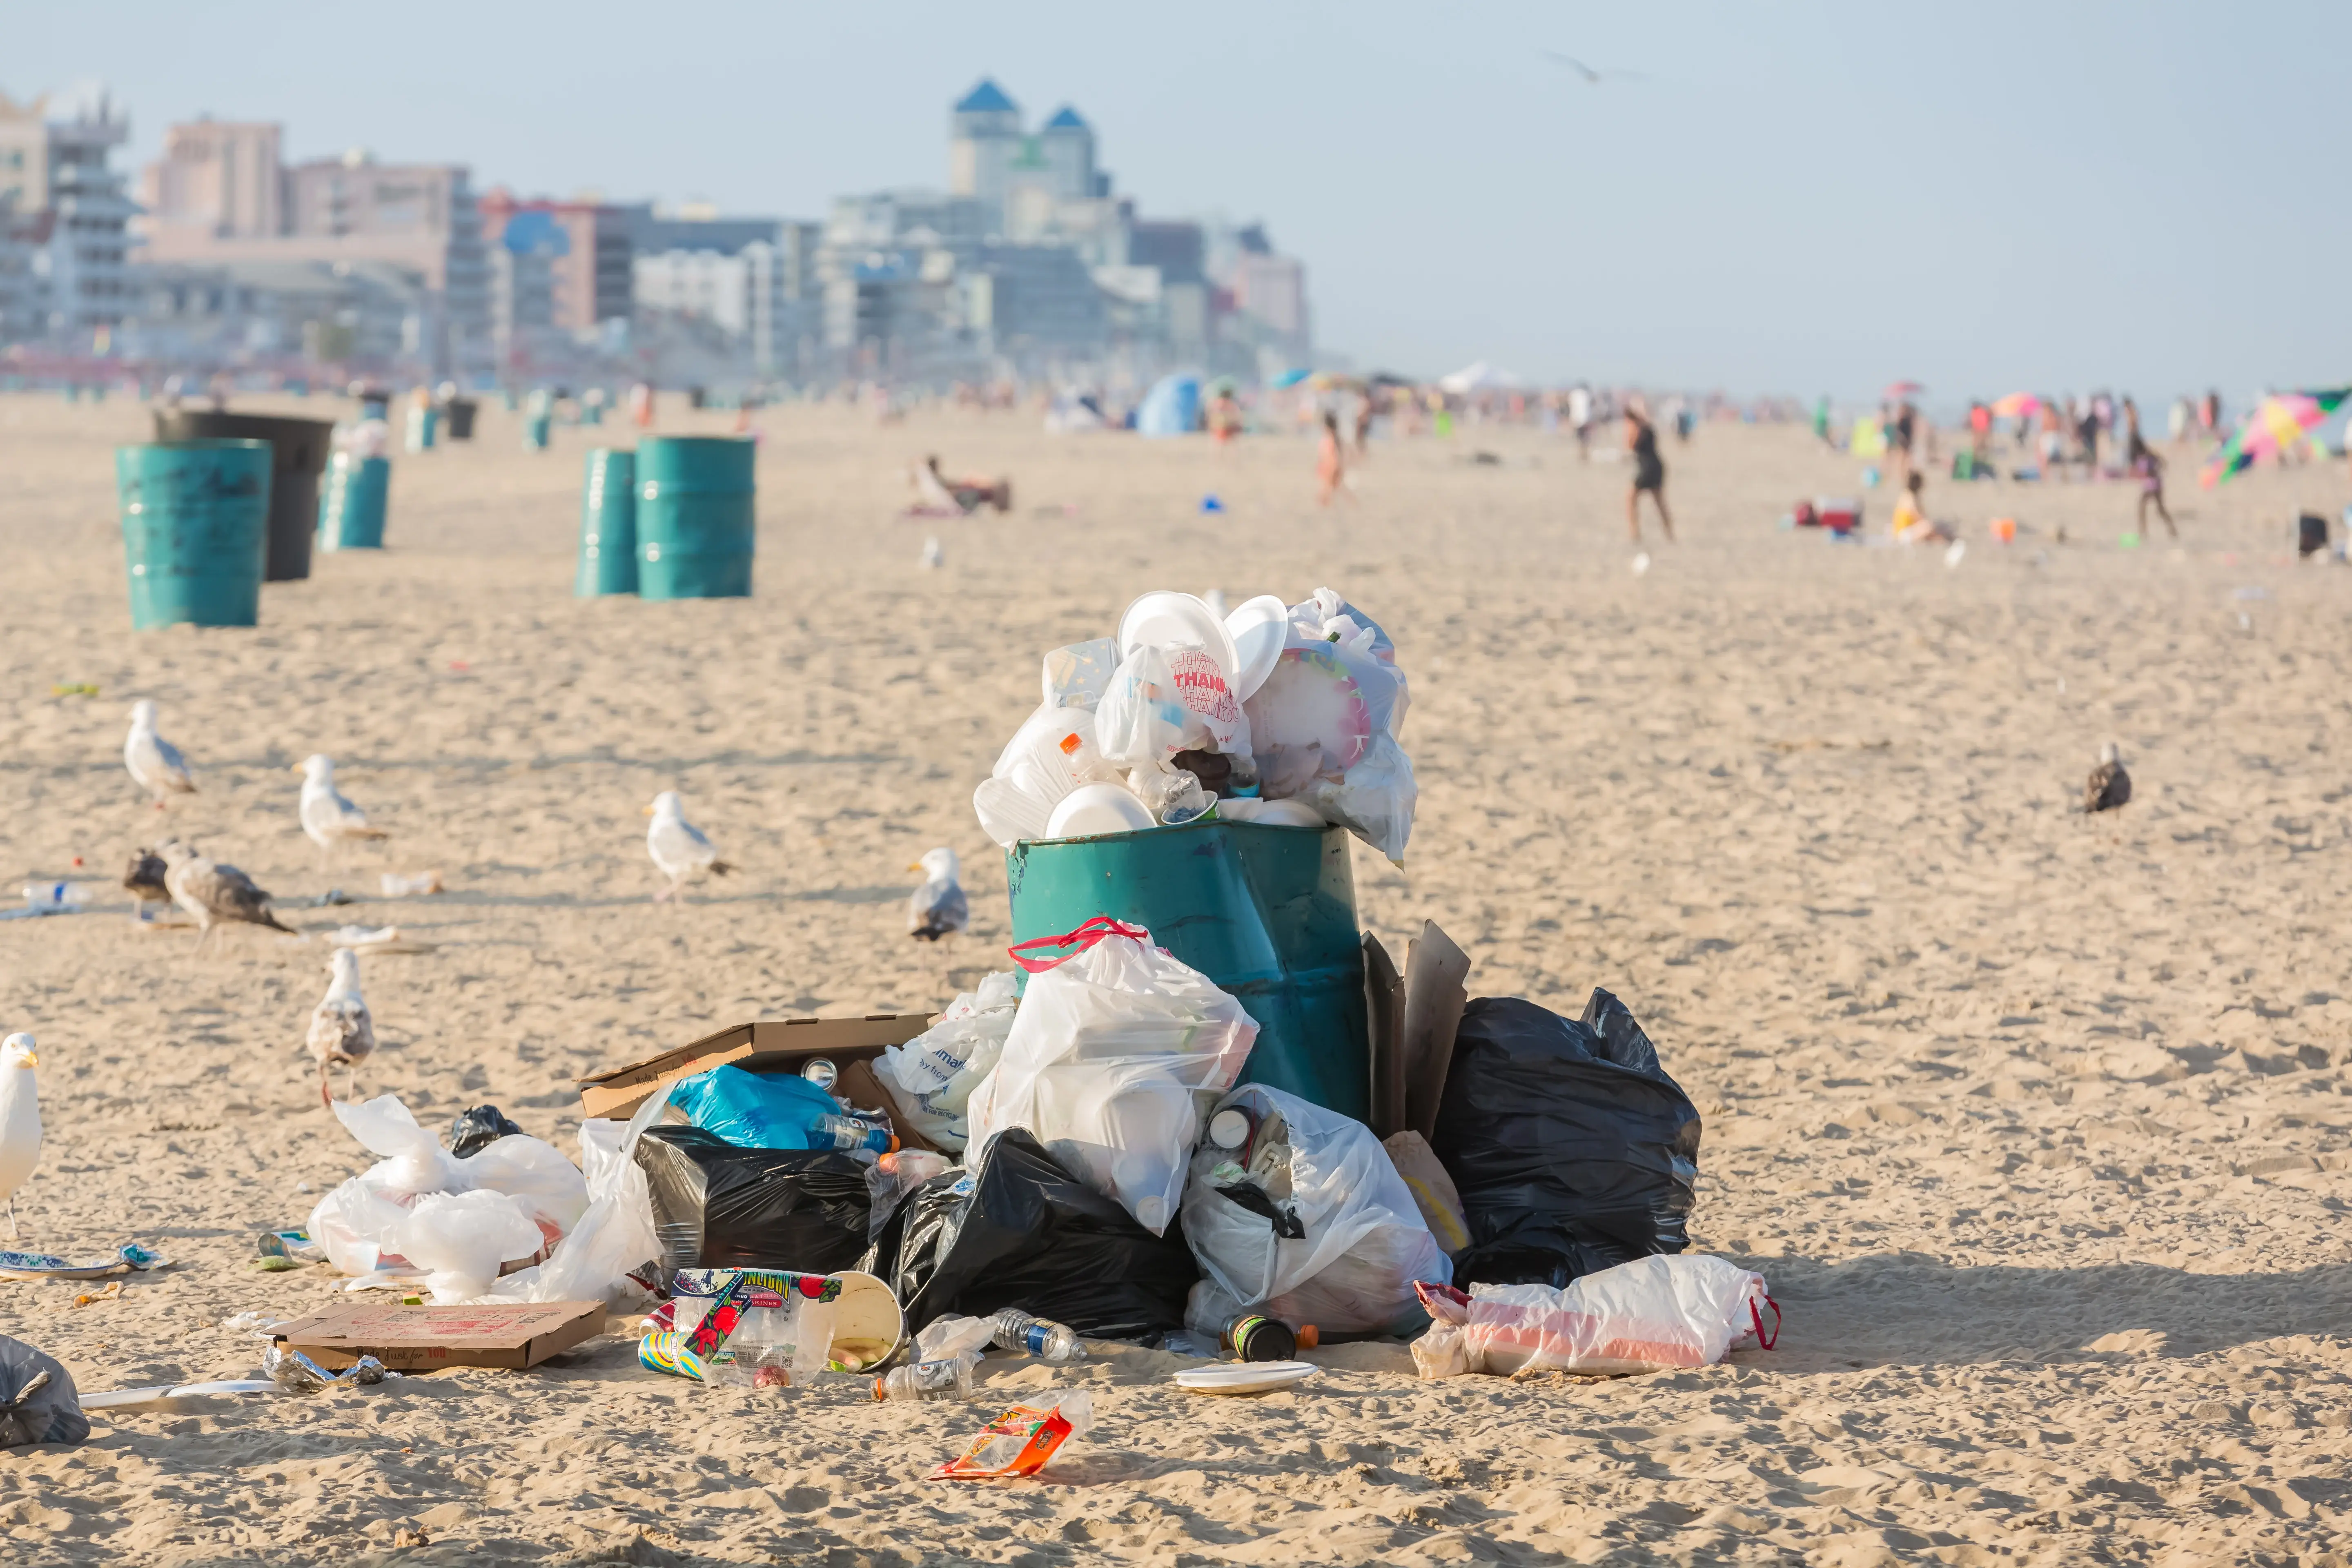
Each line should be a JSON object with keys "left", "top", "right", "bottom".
{"left": 134, "top": 589, "right": 1776, "bottom": 1486}
{"left": 974, "top": 588, "right": 1418, "bottom": 862}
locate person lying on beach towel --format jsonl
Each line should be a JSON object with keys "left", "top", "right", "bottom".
{"left": 908, "top": 456, "right": 1013, "bottom": 517}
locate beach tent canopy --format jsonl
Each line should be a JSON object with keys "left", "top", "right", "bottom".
{"left": 1437, "top": 361, "right": 1521, "bottom": 394}
{"left": 1136, "top": 373, "right": 1203, "bottom": 437}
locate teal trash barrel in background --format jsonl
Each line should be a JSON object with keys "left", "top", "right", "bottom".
{"left": 405, "top": 404, "right": 437, "bottom": 453}
{"left": 151, "top": 410, "right": 334, "bottom": 582}
{"left": 524, "top": 412, "right": 552, "bottom": 450}
{"left": 577, "top": 448, "right": 638, "bottom": 596}
{"left": 318, "top": 451, "right": 390, "bottom": 550}
{"left": 116, "top": 439, "right": 274, "bottom": 629}
{"left": 635, "top": 435, "right": 755, "bottom": 600}
{"left": 1005, "top": 818, "right": 1370, "bottom": 1120}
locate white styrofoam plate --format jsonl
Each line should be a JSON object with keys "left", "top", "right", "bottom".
{"left": 1172, "top": 1360, "right": 1321, "bottom": 1395}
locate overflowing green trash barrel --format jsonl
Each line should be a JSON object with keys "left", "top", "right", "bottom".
{"left": 577, "top": 448, "right": 638, "bottom": 596}
{"left": 152, "top": 410, "right": 334, "bottom": 581}
{"left": 635, "top": 435, "right": 755, "bottom": 599}
{"left": 116, "top": 439, "right": 273, "bottom": 629}
{"left": 523, "top": 412, "right": 552, "bottom": 450}
{"left": 1005, "top": 818, "right": 1371, "bottom": 1120}
{"left": 317, "top": 451, "right": 390, "bottom": 550}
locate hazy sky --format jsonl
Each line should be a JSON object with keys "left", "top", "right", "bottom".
{"left": 11, "top": 1, "right": 2343, "bottom": 398}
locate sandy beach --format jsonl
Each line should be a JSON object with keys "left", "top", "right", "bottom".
{"left": 2, "top": 391, "right": 2349, "bottom": 1566}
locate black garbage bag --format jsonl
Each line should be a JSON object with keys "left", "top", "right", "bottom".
{"left": 877, "top": 1129, "right": 1197, "bottom": 1341}
{"left": 634, "top": 1125, "right": 873, "bottom": 1276}
{"left": 0, "top": 1336, "right": 87, "bottom": 1448}
{"left": 447, "top": 1104, "right": 527, "bottom": 1160}
{"left": 1432, "top": 989, "right": 1701, "bottom": 1289}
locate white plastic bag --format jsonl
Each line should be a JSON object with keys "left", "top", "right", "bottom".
{"left": 461, "top": 1133, "right": 591, "bottom": 1235}
{"left": 876, "top": 973, "right": 1020, "bottom": 1149}
{"left": 332, "top": 1094, "right": 469, "bottom": 1198}
{"left": 485, "top": 1087, "right": 667, "bottom": 1310}
{"left": 1299, "top": 730, "right": 1418, "bottom": 864}
{"left": 1415, "top": 1255, "right": 1776, "bottom": 1378}
{"left": 965, "top": 918, "right": 1258, "bottom": 1235}
{"left": 1180, "top": 1084, "right": 1449, "bottom": 1335}
{"left": 396, "top": 1189, "right": 546, "bottom": 1303}
{"left": 308, "top": 1176, "right": 422, "bottom": 1278}
{"left": 1094, "top": 646, "right": 1204, "bottom": 772}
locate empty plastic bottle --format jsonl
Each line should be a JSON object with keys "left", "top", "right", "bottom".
{"left": 872, "top": 1352, "right": 977, "bottom": 1402}
{"left": 988, "top": 1308, "right": 1085, "bottom": 1364}
{"left": 20, "top": 881, "right": 95, "bottom": 913}
{"left": 811, "top": 1112, "right": 896, "bottom": 1154}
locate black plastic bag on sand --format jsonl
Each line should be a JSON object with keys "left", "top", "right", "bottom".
{"left": 634, "top": 1125, "right": 873, "bottom": 1276}
{"left": 447, "top": 1104, "right": 526, "bottom": 1160}
{"left": 877, "top": 1129, "right": 1198, "bottom": 1341}
{"left": 1433, "top": 989, "right": 1701, "bottom": 1289}
{"left": 0, "top": 1336, "right": 88, "bottom": 1448}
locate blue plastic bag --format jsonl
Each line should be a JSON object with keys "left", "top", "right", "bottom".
{"left": 668, "top": 1066, "right": 839, "bottom": 1150}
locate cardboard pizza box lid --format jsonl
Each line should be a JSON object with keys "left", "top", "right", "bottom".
{"left": 272, "top": 1299, "right": 607, "bottom": 1371}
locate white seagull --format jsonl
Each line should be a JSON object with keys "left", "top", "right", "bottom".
{"left": 296, "top": 755, "right": 389, "bottom": 866}
{"left": 307, "top": 949, "right": 376, "bottom": 1106}
{"left": 124, "top": 700, "right": 197, "bottom": 808}
{"left": 907, "top": 848, "right": 969, "bottom": 942}
{"left": 644, "top": 791, "right": 733, "bottom": 903}
{"left": 0, "top": 1034, "right": 40, "bottom": 1239}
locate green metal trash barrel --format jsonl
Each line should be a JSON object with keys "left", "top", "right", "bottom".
{"left": 152, "top": 410, "right": 335, "bottom": 581}
{"left": 524, "top": 412, "right": 552, "bottom": 451}
{"left": 116, "top": 439, "right": 273, "bottom": 629}
{"left": 1005, "top": 818, "right": 1370, "bottom": 1120}
{"left": 635, "top": 435, "right": 755, "bottom": 600}
{"left": 577, "top": 448, "right": 637, "bottom": 596}
{"left": 318, "top": 452, "right": 390, "bottom": 550}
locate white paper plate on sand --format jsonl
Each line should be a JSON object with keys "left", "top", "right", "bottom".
{"left": 1119, "top": 591, "right": 1240, "bottom": 684}
{"left": 1223, "top": 594, "right": 1291, "bottom": 700}
{"left": 82, "top": 1380, "right": 277, "bottom": 1411}
{"left": 1172, "top": 1360, "right": 1321, "bottom": 1396}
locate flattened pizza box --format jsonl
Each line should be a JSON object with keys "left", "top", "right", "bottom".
{"left": 273, "top": 1300, "right": 607, "bottom": 1371}
{"left": 574, "top": 1013, "right": 948, "bottom": 1153}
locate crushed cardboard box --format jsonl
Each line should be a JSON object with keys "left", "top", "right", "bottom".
{"left": 272, "top": 1300, "right": 607, "bottom": 1371}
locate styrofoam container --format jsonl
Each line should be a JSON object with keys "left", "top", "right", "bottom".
{"left": 1046, "top": 782, "right": 1156, "bottom": 840}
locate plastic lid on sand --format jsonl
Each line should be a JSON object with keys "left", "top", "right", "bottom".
{"left": 1172, "top": 1361, "right": 1320, "bottom": 1395}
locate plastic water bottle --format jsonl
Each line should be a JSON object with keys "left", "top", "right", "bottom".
{"left": 872, "top": 1353, "right": 976, "bottom": 1402}
{"left": 21, "top": 881, "right": 95, "bottom": 913}
{"left": 811, "top": 1113, "right": 895, "bottom": 1154}
{"left": 987, "top": 1309, "right": 1085, "bottom": 1364}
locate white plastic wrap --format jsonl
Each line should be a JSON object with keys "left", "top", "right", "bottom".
{"left": 965, "top": 921, "right": 1258, "bottom": 1235}
{"left": 397, "top": 1189, "right": 546, "bottom": 1303}
{"left": 1180, "top": 1084, "right": 1449, "bottom": 1335}
{"left": 485, "top": 1088, "right": 668, "bottom": 1310}
{"left": 1298, "top": 730, "right": 1419, "bottom": 864}
{"left": 1414, "top": 1255, "right": 1776, "bottom": 1378}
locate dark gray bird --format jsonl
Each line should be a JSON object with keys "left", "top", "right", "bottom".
{"left": 123, "top": 844, "right": 173, "bottom": 922}
{"left": 2084, "top": 742, "right": 2132, "bottom": 813}
{"left": 1537, "top": 50, "right": 1645, "bottom": 83}
{"left": 161, "top": 841, "right": 295, "bottom": 952}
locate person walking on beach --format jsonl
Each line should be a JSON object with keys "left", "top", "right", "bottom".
{"left": 1889, "top": 400, "right": 1918, "bottom": 487}
{"left": 2123, "top": 399, "right": 2178, "bottom": 539}
{"left": 1624, "top": 404, "right": 1673, "bottom": 542}
{"left": 1813, "top": 394, "right": 1834, "bottom": 449}
{"left": 1568, "top": 383, "right": 1593, "bottom": 460}
{"left": 1315, "top": 411, "right": 1350, "bottom": 506}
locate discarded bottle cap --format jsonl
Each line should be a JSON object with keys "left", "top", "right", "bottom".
{"left": 1207, "top": 1108, "right": 1252, "bottom": 1150}
{"left": 800, "top": 1058, "right": 839, "bottom": 1091}
{"left": 1296, "top": 1324, "right": 1319, "bottom": 1350}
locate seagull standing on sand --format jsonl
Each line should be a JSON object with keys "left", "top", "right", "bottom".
{"left": 161, "top": 841, "right": 294, "bottom": 952}
{"left": 2085, "top": 742, "right": 2132, "bottom": 813}
{"left": 124, "top": 700, "right": 196, "bottom": 808}
{"left": 0, "top": 1034, "right": 40, "bottom": 1239}
{"left": 296, "top": 755, "right": 389, "bottom": 867}
{"left": 644, "top": 791, "right": 733, "bottom": 903}
{"left": 307, "top": 949, "right": 375, "bottom": 1105}
{"left": 123, "top": 844, "right": 174, "bottom": 922}
{"left": 907, "top": 848, "right": 969, "bottom": 941}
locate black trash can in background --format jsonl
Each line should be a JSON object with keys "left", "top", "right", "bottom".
{"left": 2297, "top": 512, "right": 2328, "bottom": 559}
{"left": 152, "top": 410, "right": 336, "bottom": 581}
{"left": 442, "top": 397, "right": 478, "bottom": 441}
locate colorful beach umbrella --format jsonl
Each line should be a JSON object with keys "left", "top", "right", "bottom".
{"left": 1990, "top": 392, "right": 2040, "bottom": 421}
{"left": 2198, "top": 388, "right": 2351, "bottom": 487}
{"left": 1884, "top": 380, "right": 1925, "bottom": 399}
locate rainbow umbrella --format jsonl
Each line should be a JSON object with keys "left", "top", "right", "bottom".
{"left": 1990, "top": 392, "right": 2040, "bottom": 421}
{"left": 1884, "top": 380, "right": 1925, "bottom": 399}
{"left": 2199, "top": 388, "right": 2352, "bottom": 487}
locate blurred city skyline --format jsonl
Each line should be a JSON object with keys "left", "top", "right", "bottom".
{"left": 9, "top": 0, "right": 2345, "bottom": 399}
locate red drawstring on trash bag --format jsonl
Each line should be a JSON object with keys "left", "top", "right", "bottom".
{"left": 1007, "top": 916, "right": 1154, "bottom": 973}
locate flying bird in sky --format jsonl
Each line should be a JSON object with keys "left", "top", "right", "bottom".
{"left": 1537, "top": 50, "right": 1646, "bottom": 83}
